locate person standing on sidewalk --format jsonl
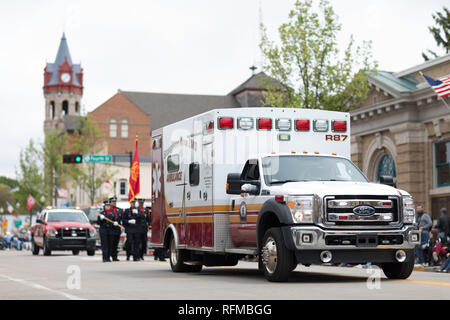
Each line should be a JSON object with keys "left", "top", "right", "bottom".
{"left": 415, "top": 205, "right": 432, "bottom": 265}
{"left": 436, "top": 208, "right": 450, "bottom": 245}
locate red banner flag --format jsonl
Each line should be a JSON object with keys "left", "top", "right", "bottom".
{"left": 27, "top": 194, "right": 36, "bottom": 211}
{"left": 128, "top": 139, "right": 140, "bottom": 202}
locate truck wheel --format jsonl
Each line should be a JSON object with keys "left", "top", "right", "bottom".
{"left": 31, "top": 239, "right": 39, "bottom": 255}
{"left": 87, "top": 249, "right": 95, "bottom": 256}
{"left": 381, "top": 258, "right": 414, "bottom": 280}
{"left": 43, "top": 238, "right": 51, "bottom": 256}
{"left": 169, "top": 236, "right": 187, "bottom": 272}
{"left": 186, "top": 265, "right": 203, "bottom": 272}
{"left": 72, "top": 250, "right": 80, "bottom": 255}
{"left": 261, "top": 228, "right": 295, "bottom": 282}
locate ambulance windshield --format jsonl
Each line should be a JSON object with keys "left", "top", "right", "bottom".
{"left": 262, "top": 155, "right": 368, "bottom": 185}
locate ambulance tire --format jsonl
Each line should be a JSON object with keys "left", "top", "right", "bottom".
{"left": 381, "top": 253, "right": 414, "bottom": 279}
{"left": 43, "top": 237, "right": 52, "bottom": 256}
{"left": 261, "top": 228, "right": 295, "bottom": 282}
{"left": 186, "top": 264, "right": 203, "bottom": 272}
{"left": 169, "top": 236, "right": 188, "bottom": 272}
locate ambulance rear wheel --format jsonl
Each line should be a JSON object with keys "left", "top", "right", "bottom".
{"left": 169, "top": 236, "right": 187, "bottom": 272}
{"left": 261, "top": 228, "right": 294, "bottom": 282}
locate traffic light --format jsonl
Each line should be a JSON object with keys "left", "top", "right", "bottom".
{"left": 63, "top": 154, "right": 83, "bottom": 164}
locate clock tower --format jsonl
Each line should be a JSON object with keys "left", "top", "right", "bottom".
{"left": 43, "top": 33, "right": 83, "bottom": 132}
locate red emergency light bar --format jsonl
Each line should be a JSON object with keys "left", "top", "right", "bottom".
{"left": 332, "top": 120, "right": 347, "bottom": 132}
{"left": 296, "top": 119, "right": 310, "bottom": 131}
{"left": 258, "top": 118, "right": 272, "bottom": 130}
{"left": 218, "top": 117, "right": 233, "bottom": 129}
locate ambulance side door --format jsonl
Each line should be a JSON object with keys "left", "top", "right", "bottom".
{"left": 231, "top": 159, "right": 261, "bottom": 248}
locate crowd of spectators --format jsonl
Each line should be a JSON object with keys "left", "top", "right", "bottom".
{"left": 0, "top": 228, "right": 31, "bottom": 251}
{"left": 415, "top": 206, "right": 450, "bottom": 272}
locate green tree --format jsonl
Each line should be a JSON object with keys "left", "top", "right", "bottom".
{"left": 69, "top": 116, "right": 114, "bottom": 204}
{"left": 0, "top": 183, "right": 16, "bottom": 213}
{"left": 15, "top": 139, "right": 45, "bottom": 214}
{"left": 423, "top": 7, "right": 450, "bottom": 61}
{"left": 42, "top": 130, "right": 68, "bottom": 206}
{"left": 260, "top": 0, "right": 377, "bottom": 111}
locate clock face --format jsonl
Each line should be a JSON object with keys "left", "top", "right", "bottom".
{"left": 61, "top": 72, "right": 71, "bottom": 83}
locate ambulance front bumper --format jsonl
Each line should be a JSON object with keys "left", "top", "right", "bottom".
{"left": 282, "top": 225, "right": 420, "bottom": 264}
{"left": 284, "top": 225, "right": 420, "bottom": 251}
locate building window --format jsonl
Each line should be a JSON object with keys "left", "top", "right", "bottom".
{"left": 373, "top": 95, "right": 378, "bottom": 105}
{"left": 75, "top": 102, "right": 79, "bottom": 113}
{"left": 50, "top": 101, "right": 55, "bottom": 119}
{"left": 121, "top": 120, "right": 128, "bottom": 138}
{"left": 435, "top": 141, "right": 450, "bottom": 187}
{"left": 119, "top": 180, "right": 127, "bottom": 196}
{"left": 62, "top": 100, "right": 69, "bottom": 116}
{"left": 376, "top": 154, "right": 396, "bottom": 182}
{"left": 110, "top": 119, "right": 117, "bottom": 138}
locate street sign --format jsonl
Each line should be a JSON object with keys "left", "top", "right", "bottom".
{"left": 83, "top": 155, "right": 112, "bottom": 163}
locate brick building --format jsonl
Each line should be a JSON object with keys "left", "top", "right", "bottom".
{"left": 89, "top": 71, "right": 272, "bottom": 202}
{"left": 351, "top": 54, "right": 450, "bottom": 220}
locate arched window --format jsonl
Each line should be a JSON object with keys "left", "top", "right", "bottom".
{"left": 50, "top": 101, "right": 55, "bottom": 119}
{"left": 110, "top": 119, "right": 117, "bottom": 138}
{"left": 62, "top": 100, "right": 69, "bottom": 116}
{"left": 121, "top": 120, "right": 128, "bottom": 138}
{"left": 75, "top": 102, "right": 79, "bottom": 113}
{"left": 376, "top": 154, "right": 396, "bottom": 182}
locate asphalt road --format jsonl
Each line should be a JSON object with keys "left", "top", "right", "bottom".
{"left": 0, "top": 250, "right": 449, "bottom": 300}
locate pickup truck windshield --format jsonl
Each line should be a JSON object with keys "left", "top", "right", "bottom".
{"left": 47, "top": 211, "right": 89, "bottom": 223}
{"left": 262, "top": 155, "right": 368, "bottom": 185}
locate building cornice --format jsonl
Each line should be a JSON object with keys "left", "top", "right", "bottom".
{"left": 394, "top": 53, "right": 450, "bottom": 78}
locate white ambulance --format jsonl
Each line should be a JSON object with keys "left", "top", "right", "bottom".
{"left": 149, "top": 107, "right": 420, "bottom": 282}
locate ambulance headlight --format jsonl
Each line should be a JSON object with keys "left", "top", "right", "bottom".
{"left": 287, "top": 196, "right": 315, "bottom": 223}
{"left": 402, "top": 196, "right": 415, "bottom": 224}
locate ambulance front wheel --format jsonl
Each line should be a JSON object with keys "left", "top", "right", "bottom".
{"left": 169, "top": 236, "right": 187, "bottom": 272}
{"left": 261, "top": 227, "right": 295, "bottom": 282}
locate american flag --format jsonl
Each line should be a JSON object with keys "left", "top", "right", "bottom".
{"left": 6, "top": 201, "right": 14, "bottom": 214}
{"left": 422, "top": 74, "right": 450, "bottom": 98}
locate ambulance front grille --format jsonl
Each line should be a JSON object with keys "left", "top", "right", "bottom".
{"left": 324, "top": 195, "right": 400, "bottom": 227}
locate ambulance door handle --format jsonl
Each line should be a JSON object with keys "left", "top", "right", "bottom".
{"left": 186, "top": 192, "right": 191, "bottom": 200}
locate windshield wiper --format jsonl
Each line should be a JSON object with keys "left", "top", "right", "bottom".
{"left": 270, "top": 180, "right": 301, "bottom": 185}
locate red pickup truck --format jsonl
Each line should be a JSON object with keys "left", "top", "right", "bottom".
{"left": 30, "top": 208, "right": 97, "bottom": 256}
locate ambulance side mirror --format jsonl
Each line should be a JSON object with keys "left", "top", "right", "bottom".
{"left": 226, "top": 173, "right": 243, "bottom": 195}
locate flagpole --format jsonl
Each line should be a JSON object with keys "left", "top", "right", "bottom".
{"left": 420, "top": 71, "right": 450, "bottom": 111}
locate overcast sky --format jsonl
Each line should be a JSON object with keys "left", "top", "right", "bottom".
{"left": 0, "top": 0, "right": 448, "bottom": 178}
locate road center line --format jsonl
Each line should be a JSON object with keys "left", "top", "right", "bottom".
{"left": 395, "top": 279, "right": 450, "bottom": 287}
{"left": 0, "top": 274, "right": 86, "bottom": 300}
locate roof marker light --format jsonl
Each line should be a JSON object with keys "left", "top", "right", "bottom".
{"left": 276, "top": 118, "right": 291, "bottom": 131}
{"left": 258, "top": 118, "right": 272, "bottom": 130}
{"left": 313, "top": 119, "right": 329, "bottom": 132}
{"left": 303, "top": 151, "right": 308, "bottom": 154}
{"left": 218, "top": 117, "right": 233, "bottom": 129}
{"left": 314, "top": 151, "right": 319, "bottom": 154}
{"left": 237, "top": 117, "right": 254, "bottom": 130}
{"left": 332, "top": 120, "right": 347, "bottom": 132}
{"left": 332, "top": 152, "right": 337, "bottom": 155}
{"left": 295, "top": 119, "right": 310, "bottom": 131}
{"left": 291, "top": 150, "right": 296, "bottom": 154}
